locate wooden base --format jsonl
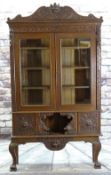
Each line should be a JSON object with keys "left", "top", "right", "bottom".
{"left": 9, "top": 136, "right": 101, "bottom": 171}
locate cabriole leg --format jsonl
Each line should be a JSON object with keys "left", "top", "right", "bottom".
{"left": 9, "top": 142, "right": 18, "bottom": 171}
{"left": 92, "top": 140, "right": 101, "bottom": 169}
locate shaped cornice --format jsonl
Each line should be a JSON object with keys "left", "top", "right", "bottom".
{"left": 7, "top": 3, "right": 103, "bottom": 23}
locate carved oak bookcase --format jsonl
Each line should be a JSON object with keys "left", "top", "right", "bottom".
{"left": 7, "top": 4, "right": 103, "bottom": 171}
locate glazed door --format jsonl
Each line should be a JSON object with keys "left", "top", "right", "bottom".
{"left": 55, "top": 33, "right": 97, "bottom": 112}
{"left": 14, "top": 33, "right": 56, "bottom": 111}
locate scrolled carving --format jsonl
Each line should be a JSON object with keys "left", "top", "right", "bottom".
{"left": 40, "top": 112, "right": 72, "bottom": 134}
{"left": 40, "top": 112, "right": 77, "bottom": 135}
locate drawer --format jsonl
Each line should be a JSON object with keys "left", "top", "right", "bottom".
{"left": 13, "top": 113, "right": 38, "bottom": 136}
{"left": 78, "top": 112, "right": 99, "bottom": 134}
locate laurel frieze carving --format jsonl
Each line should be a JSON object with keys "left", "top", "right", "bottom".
{"left": 9, "top": 23, "right": 97, "bottom": 33}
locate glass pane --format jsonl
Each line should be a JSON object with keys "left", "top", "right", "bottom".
{"left": 75, "top": 69, "right": 90, "bottom": 86}
{"left": 75, "top": 88, "right": 90, "bottom": 104}
{"left": 20, "top": 39, "right": 51, "bottom": 105}
{"left": 61, "top": 38, "right": 91, "bottom": 105}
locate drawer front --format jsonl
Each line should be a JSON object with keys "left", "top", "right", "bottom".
{"left": 78, "top": 112, "right": 99, "bottom": 134}
{"left": 13, "top": 113, "right": 37, "bottom": 136}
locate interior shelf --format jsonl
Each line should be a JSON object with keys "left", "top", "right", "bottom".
{"left": 21, "top": 47, "right": 49, "bottom": 50}
{"left": 22, "top": 66, "right": 50, "bottom": 70}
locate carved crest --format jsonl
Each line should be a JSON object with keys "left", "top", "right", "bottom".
{"left": 7, "top": 3, "right": 103, "bottom": 23}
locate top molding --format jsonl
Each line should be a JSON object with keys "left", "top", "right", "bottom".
{"left": 7, "top": 3, "right": 103, "bottom": 23}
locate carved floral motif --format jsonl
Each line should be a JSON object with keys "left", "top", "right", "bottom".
{"left": 13, "top": 113, "right": 36, "bottom": 136}
{"left": 78, "top": 112, "right": 98, "bottom": 134}
{"left": 39, "top": 137, "right": 72, "bottom": 150}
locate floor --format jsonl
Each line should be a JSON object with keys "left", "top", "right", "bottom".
{"left": 0, "top": 137, "right": 111, "bottom": 174}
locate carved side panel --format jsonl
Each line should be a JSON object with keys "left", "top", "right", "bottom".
{"left": 13, "top": 113, "right": 37, "bottom": 136}
{"left": 78, "top": 112, "right": 99, "bottom": 134}
{"left": 96, "top": 24, "right": 102, "bottom": 110}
